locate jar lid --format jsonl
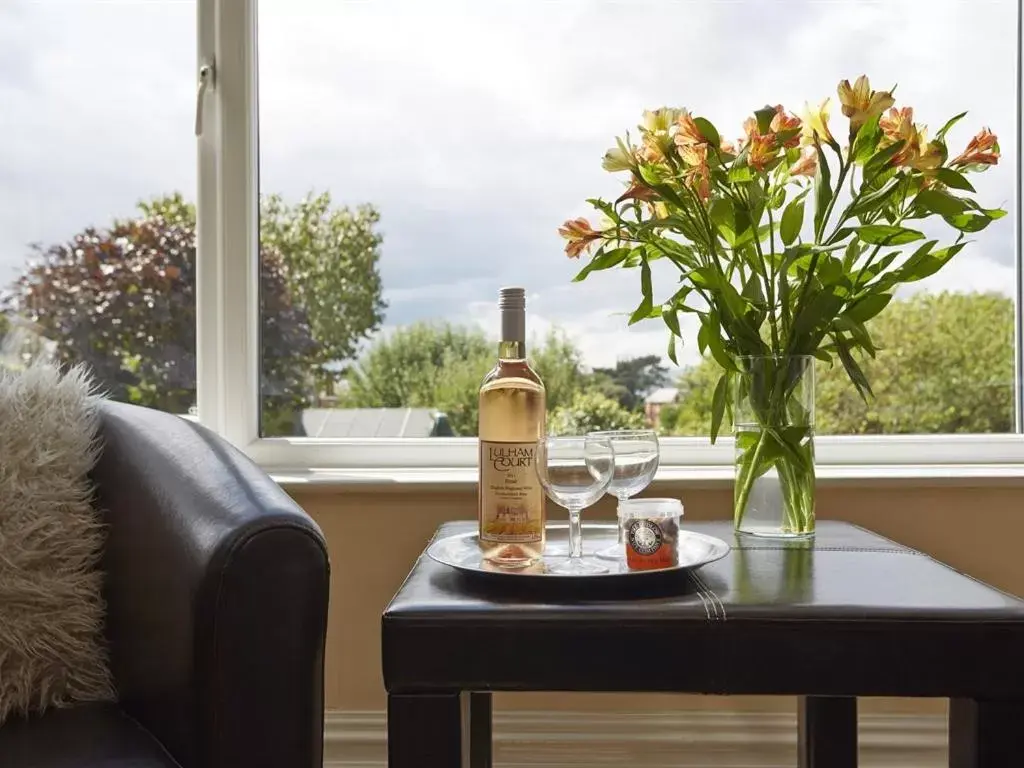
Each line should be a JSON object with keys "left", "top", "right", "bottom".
{"left": 618, "top": 497, "right": 684, "bottom": 519}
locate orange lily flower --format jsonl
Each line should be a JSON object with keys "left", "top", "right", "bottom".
{"left": 616, "top": 181, "right": 658, "bottom": 205}
{"left": 789, "top": 150, "right": 818, "bottom": 177}
{"left": 674, "top": 109, "right": 707, "bottom": 148}
{"left": 879, "top": 107, "right": 915, "bottom": 145}
{"left": 951, "top": 127, "right": 1000, "bottom": 167}
{"left": 642, "top": 108, "right": 680, "bottom": 133}
{"left": 801, "top": 99, "right": 835, "bottom": 145}
{"left": 748, "top": 133, "right": 779, "bottom": 172}
{"left": 720, "top": 138, "right": 738, "bottom": 155}
{"left": 770, "top": 105, "right": 802, "bottom": 148}
{"left": 678, "top": 142, "right": 711, "bottom": 200}
{"left": 837, "top": 75, "right": 895, "bottom": 131}
{"left": 638, "top": 135, "right": 666, "bottom": 164}
{"left": 890, "top": 125, "right": 923, "bottom": 167}
{"left": 909, "top": 132, "right": 945, "bottom": 173}
{"left": 602, "top": 145, "right": 636, "bottom": 173}
{"left": 743, "top": 116, "right": 760, "bottom": 141}
{"left": 558, "top": 218, "right": 604, "bottom": 259}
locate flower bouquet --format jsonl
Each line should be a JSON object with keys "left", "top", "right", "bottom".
{"left": 562, "top": 76, "right": 1005, "bottom": 536}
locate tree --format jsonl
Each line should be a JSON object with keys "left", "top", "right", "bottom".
{"left": 592, "top": 354, "right": 670, "bottom": 411}
{"left": 342, "top": 322, "right": 589, "bottom": 436}
{"left": 549, "top": 391, "right": 646, "bottom": 436}
{"left": 4, "top": 194, "right": 315, "bottom": 422}
{"left": 814, "top": 292, "right": 1013, "bottom": 434}
{"left": 342, "top": 322, "right": 492, "bottom": 436}
{"left": 3, "top": 192, "right": 385, "bottom": 434}
{"left": 528, "top": 330, "right": 589, "bottom": 412}
{"left": 663, "top": 292, "right": 1014, "bottom": 436}
{"left": 260, "top": 192, "right": 386, "bottom": 392}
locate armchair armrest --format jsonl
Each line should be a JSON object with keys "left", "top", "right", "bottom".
{"left": 92, "top": 401, "right": 329, "bottom": 768}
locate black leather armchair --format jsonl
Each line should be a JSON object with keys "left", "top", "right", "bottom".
{"left": 0, "top": 400, "right": 330, "bottom": 768}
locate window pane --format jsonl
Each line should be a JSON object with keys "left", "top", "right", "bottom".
{"left": 1, "top": 2, "right": 196, "bottom": 416}
{"left": 257, "top": 0, "right": 1017, "bottom": 438}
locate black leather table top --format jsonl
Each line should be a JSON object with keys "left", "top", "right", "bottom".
{"left": 383, "top": 521, "right": 1024, "bottom": 699}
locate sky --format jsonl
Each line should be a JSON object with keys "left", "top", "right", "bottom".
{"left": 0, "top": 0, "right": 1017, "bottom": 372}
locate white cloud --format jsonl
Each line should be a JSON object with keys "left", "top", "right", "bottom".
{"left": 0, "top": 0, "right": 1018, "bottom": 372}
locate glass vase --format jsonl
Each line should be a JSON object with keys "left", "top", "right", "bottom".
{"left": 733, "top": 355, "right": 815, "bottom": 538}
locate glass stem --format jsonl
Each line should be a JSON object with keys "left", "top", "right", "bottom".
{"left": 568, "top": 506, "right": 583, "bottom": 559}
{"left": 616, "top": 494, "right": 628, "bottom": 543}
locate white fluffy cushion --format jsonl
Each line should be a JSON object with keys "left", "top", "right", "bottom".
{"left": 0, "top": 363, "right": 115, "bottom": 723}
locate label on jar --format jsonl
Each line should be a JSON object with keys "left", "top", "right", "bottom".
{"left": 626, "top": 518, "right": 678, "bottom": 570}
{"left": 479, "top": 440, "right": 544, "bottom": 543}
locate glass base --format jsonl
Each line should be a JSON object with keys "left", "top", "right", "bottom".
{"left": 735, "top": 525, "right": 815, "bottom": 539}
{"left": 595, "top": 542, "right": 624, "bottom": 560}
{"left": 550, "top": 557, "right": 608, "bottom": 575}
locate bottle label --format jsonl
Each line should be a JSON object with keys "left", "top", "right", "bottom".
{"left": 479, "top": 440, "right": 544, "bottom": 543}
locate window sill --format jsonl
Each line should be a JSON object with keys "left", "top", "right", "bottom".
{"left": 271, "top": 464, "right": 1024, "bottom": 494}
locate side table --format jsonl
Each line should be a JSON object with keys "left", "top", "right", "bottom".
{"left": 382, "top": 520, "right": 1024, "bottom": 767}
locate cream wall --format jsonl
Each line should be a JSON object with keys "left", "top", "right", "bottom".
{"left": 296, "top": 481, "right": 1024, "bottom": 716}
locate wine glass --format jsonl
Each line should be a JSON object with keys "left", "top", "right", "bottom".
{"left": 589, "top": 429, "right": 661, "bottom": 561}
{"left": 535, "top": 435, "right": 615, "bottom": 575}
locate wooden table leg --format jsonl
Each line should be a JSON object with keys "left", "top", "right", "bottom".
{"left": 388, "top": 692, "right": 462, "bottom": 768}
{"left": 798, "top": 695, "right": 857, "bottom": 768}
{"left": 949, "top": 698, "right": 1024, "bottom": 767}
{"left": 468, "top": 692, "right": 493, "bottom": 768}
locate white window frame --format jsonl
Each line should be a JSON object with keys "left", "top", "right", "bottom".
{"left": 196, "top": 0, "right": 1024, "bottom": 476}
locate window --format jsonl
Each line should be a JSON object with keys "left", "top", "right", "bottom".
{"left": 207, "top": 0, "right": 1022, "bottom": 471}
{"left": 1, "top": 2, "right": 196, "bottom": 414}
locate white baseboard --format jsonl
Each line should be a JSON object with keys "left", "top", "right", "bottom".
{"left": 324, "top": 708, "right": 946, "bottom": 767}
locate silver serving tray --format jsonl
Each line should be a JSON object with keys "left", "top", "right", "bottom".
{"left": 426, "top": 523, "right": 730, "bottom": 580}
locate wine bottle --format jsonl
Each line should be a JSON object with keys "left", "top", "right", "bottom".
{"left": 478, "top": 287, "right": 546, "bottom": 567}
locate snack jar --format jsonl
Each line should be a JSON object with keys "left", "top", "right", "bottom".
{"left": 619, "top": 498, "right": 684, "bottom": 571}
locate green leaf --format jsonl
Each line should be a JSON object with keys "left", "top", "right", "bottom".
{"left": 863, "top": 140, "right": 905, "bottom": 179}
{"left": 905, "top": 242, "right": 967, "bottom": 282}
{"left": 850, "top": 178, "right": 902, "bottom": 217}
{"left": 667, "top": 333, "right": 679, "bottom": 365}
{"left": 702, "top": 314, "right": 737, "bottom": 371}
{"left": 915, "top": 188, "right": 968, "bottom": 218}
{"left": 663, "top": 305, "right": 681, "bottom": 336}
{"left": 835, "top": 316, "right": 878, "bottom": 356}
{"left": 933, "top": 167, "right": 975, "bottom": 192}
{"left": 780, "top": 196, "right": 805, "bottom": 246}
{"left": 815, "top": 254, "right": 848, "bottom": 287}
{"left": 883, "top": 242, "right": 966, "bottom": 286}
{"left": 697, "top": 323, "right": 709, "bottom": 356}
{"left": 728, "top": 164, "right": 754, "bottom": 183}
{"left": 741, "top": 272, "right": 766, "bottom": 307}
{"left": 572, "top": 247, "right": 631, "bottom": 282}
{"left": 936, "top": 111, "right": 967, "bottom": 141}
{"left": 694, "top": 117, "right": 720, "bottom": 148}
{"left": 852, "top": 113, "right": 883, "bottom": 164}
{"left": 835, "top": 336, "right": 874, "bottom": 401}
{"left": 628, "top": 258, "right": 654, "bottom": 324}
{"left": 813, "top": 142, "right": 833, "bottom": 238}
{"left": 842, "top": 239, "right": 862, "bottom": 271}
{"left": 754, "top": 105, "right": 776, "bottom": 136}
{"left": 844, "top": 292, "right": 893, "bottom": 323}
{"left": 826, "top": 226, "right": 856, "bottom": 245}
{"left": 944, "top": 213, "right": 994, "bottom": 233}
{"left": 791, "top": 288, "right": 845, "bottom": 343}
{"left": 812, "top": 348, "right": 834, "bottom": 365}
{"left": 709, "top": 372, "right": 729, "bottom": 444}
{"left": 857, "top": 224, "right": 925, "bottom": 245}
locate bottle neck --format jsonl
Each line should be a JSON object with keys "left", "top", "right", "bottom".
{"left": 498, "top": 340, "right": 525, "bottom": 360}
{"left": 499, "top": 307, "right": 526, "bottom": 360}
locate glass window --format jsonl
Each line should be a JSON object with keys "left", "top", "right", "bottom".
{"left": 0, "top": 1, "right": 197, "bottom": 415}
{"left": 257, "top": 0, "right": 1016, "bottom": 439}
